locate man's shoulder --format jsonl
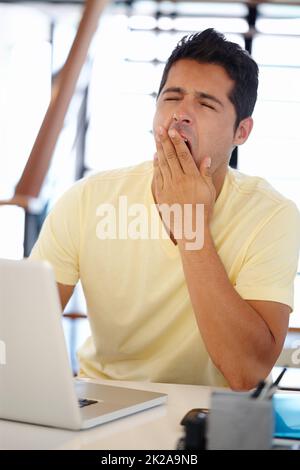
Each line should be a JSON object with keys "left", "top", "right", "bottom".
{"left": 228, "top": 168, "right": 295, "bottom": 207}
{"left": 83, "top": 160, "right": 153, "bottom": 186}
{"left": 227, "top": 168, "right": 300, "bottom": 233}
{"left": 49, "top": 161, "right": 153, "bottom": 212}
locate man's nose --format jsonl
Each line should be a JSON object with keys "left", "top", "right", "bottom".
{"left": 172, "top": 112, "right": 193, "bottom": 125}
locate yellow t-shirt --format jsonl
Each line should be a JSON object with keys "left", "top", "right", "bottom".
{"left": 30, "top": 161, "right": 300, "bottom": 386}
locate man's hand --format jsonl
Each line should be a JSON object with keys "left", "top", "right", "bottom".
{"left": 153, "top": 126, "right": 216, "bottom": 242}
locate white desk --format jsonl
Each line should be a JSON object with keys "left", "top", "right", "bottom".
{"left": 0, "top": 379, "right": 211, "bottom": 450}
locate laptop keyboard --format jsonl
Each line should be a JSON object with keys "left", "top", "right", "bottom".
{"left": 78, "top": 398, "right": 98, "bottom": 408}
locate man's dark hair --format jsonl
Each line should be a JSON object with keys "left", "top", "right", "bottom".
{"left": 157, "top": 28, "right": 259, "bottom": 129}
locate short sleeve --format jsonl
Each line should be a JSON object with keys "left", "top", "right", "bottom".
{"left": 235, "top": 201, "right": 300, "bottom": 310}
{"left": 29, "top": 181, "right": 83, "bottom": 285}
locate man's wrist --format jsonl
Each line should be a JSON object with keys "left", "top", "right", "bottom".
{"left": 177, "top": 224, "right": 215, "bottom": 254}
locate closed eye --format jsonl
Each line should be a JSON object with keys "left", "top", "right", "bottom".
{"left": 200, "top": 102, "right": 215, "bottom": 110}
{"left": 164, "top": 98, "right": 215, "bottom": 109}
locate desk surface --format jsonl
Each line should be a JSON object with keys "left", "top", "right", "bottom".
{"left": 0, "top": 379, "right": 211, "bottom": 450}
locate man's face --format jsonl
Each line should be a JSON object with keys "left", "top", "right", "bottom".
{"left": 153, "top": 59, "right": 246, "bottom": 176}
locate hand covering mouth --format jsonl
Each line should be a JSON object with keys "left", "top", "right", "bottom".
{"left": 168, "top": 122, "right": 195, "bottom": 157}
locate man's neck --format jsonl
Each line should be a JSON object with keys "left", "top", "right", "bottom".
{"left": 213, "top": 164, "right": 228, "bottom": 200}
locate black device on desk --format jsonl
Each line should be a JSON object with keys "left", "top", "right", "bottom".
{"left": 177, "top": 408, "right": 209, "bottom": 450}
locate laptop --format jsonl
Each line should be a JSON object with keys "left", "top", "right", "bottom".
{"left": 0, "top": 258, "right": 167, "bottom": 430}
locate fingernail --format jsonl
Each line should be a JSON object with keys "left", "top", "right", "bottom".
{"left": 158, "top": 126, "right": 164, "bottom": 136}
{"left": 154, "top": 152, "right": 158, "bottom": 160}
{"left": 168, "top": 128, "right": 176, "bottom": 138}
{"left": 205, "top": 158, "right": 212, "bottom": 168}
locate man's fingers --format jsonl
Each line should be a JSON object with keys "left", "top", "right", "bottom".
{"left": 199, "top": 157, "right": 216, "bottom": 203}
{"left": 153, "top": 152, "right": 163, "bottom": 190}
{"left": 199, "top": 157, "right": 212, "bottom": 181}
{"left": 167, "top": 128, "right": 199, "bottom": 176}
{"left": 155, "top": 131, "right": 171, "bottom": 183}
{"left": 157, "top": 126, "right": 183, "bottom": 178}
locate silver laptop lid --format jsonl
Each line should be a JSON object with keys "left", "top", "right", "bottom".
{"left": 0, "top": 258, "right": 81, "bottom": 429}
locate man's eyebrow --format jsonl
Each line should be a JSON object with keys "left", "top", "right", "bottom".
{"left": 162, "top": 87, "right": 224, "bottom": 107}
{"left": 162, "top": 87, "right": 185, "bottom": 95}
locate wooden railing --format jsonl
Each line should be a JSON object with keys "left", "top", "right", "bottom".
{"left": 0, "top": 0, "right": 110, "bottom": 211}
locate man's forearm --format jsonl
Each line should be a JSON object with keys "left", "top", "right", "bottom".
{"left": 178, "top": 227, "right": 276, "bottom": 390}
{"left": 151, "top": 123, "right": 281, "bottom": 389}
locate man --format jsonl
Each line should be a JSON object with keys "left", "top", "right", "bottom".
{"left": 30, "top": 29, "right": 300, "bottom": 390}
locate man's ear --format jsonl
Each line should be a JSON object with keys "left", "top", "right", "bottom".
{"left": 233, "top": 117, "right": 253, "bottom": 146}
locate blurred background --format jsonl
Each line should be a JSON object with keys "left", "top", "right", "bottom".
{"left": 0, "top": 0, "right": 299, "bottom": 381}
